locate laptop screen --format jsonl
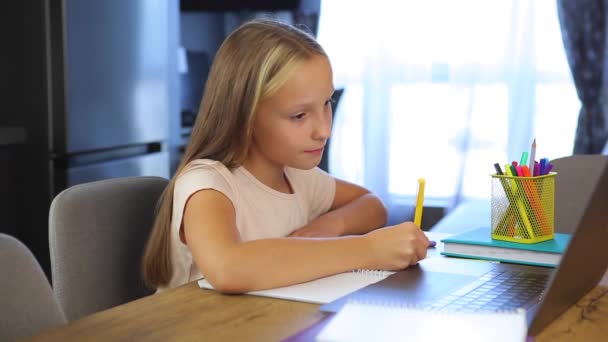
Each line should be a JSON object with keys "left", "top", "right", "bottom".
{"left": 529, "top": 159, "right": 608, "bottom": 335}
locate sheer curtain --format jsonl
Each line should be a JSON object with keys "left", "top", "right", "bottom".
{"left": 317, "top": 0, "right": 579, "bottom": 220}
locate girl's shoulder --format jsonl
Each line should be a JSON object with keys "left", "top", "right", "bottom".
{"left": 179, "top": 159, "right": 231, "bottom": 177}
{"left": 174, "top": 159, "right": 238, "bottom": 204}
{"left": 176, "top": 159, "right": 235, "bottom": 190}
{"left": 182, "top": 158, "right": 224, "bottom": 171}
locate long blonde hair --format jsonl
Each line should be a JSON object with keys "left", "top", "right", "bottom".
{"left": 142, "top": 19, "right": 327, "bottom": 288}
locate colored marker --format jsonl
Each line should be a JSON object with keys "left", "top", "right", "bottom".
{"left": 510, "top": 164, "right": 518, "bottom": 177}
{"left": 520, "top": 151, "right": 529, "bottom": 167}
{"left": 540, "top": 158, "right": 547, "bottom": 175}
{"left": 494, "top": 163, "right": 504, "bottom": 175}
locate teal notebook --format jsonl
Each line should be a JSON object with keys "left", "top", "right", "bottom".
{"left": 441, "top": 227, "right": 571, "bottom": 267}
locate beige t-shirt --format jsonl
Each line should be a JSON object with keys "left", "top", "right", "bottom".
{"left": 162, "top": 159, "right": 336, "bottom": 290}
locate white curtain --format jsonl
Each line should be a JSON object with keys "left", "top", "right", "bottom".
{"left": 318, "top": 0, "right": 579, "bottom": 221}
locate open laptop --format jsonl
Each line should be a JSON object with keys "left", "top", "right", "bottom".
{"left": 321, "top": 162, "right": 608, "bottom": 336}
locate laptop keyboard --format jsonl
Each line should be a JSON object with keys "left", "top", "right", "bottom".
{"left": 426, "top": 270, "right": 548, "bottom": 312}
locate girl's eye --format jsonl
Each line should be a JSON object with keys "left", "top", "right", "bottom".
{"left": 291, "top": 113, "right": 306, "bottom": 120}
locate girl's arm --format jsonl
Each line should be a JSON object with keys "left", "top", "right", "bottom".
{"left": 289, "top": 178, "right": 387, "bottom": 237}
{"left": 183, "top": 188, "right": 428, "bottom": 294}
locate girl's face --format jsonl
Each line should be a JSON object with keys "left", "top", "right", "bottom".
{"left": 250, "top": 55, "right": 334, "bottom": 171}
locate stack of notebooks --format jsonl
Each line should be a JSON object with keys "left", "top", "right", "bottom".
{"left": 316, "top": 301, "right": 528, "bottom": 342}
{"left": 440, "top": 227, "right": 571, "bottom": 267}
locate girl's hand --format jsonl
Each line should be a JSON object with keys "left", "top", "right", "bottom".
{"left": 363, "top": 222, "right": 431, "bottom": 270}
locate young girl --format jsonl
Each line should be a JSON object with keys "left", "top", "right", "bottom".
{"left": 142, "top": 19, "right": 431, "bottom": 293}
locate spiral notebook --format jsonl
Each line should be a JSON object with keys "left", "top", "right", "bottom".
{"left": 316, "top": 301, "right": 528, "bottom": 342}
{"left": 197, "top": 270, "right": 394, "bottom": 304}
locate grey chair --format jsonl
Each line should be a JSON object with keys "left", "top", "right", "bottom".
{"left": 552, "top": 154, "right": 608, "bottom": 234}
{"left": 0, "top": 233, "right": 66, "bottom": 341}
{"left": 49, "top": 176, "right": 168, "bottom": 321}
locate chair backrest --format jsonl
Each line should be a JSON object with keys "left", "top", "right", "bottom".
{"left": 552, "top": 155, "right": 608, "bottom": 234}
{"left": 49, "top": 176, "right": 168, "bottom": 321}
{"left": 0, "top": 233, "right": 66, "bottom": 341}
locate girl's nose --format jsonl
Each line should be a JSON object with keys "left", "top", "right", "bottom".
{"left": 313, "top": 111, "right": 332, "bottom": 140}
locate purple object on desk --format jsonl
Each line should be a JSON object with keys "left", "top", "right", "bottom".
{"left": 429, "top": 240, "right": 437, "bottom": 248}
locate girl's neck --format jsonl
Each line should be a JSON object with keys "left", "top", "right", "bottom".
{"left": 242, "top": 158, "right": 293, "bottom": 194}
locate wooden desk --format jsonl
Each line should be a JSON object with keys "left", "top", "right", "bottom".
{"left": 24, "top": 272, "right": 608, "bottom": 342}
{"left": 26, "top": 234, "right": 608, "bottom": 342}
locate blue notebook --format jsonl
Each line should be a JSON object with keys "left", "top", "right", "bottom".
{"left": 441, "top": 227, "right": 571, "bottom": 267}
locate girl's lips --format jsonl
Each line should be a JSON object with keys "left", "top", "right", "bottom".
{"left": 305, "top": 147, "right": 324, "bottom": 155}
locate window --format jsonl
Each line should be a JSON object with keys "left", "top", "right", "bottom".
{"left": 318, "top": 0, "right": 578, "bottom": 207}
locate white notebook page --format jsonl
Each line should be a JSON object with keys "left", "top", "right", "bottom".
{"left": 197, "top": 270, "right": 394, "bottom": 304}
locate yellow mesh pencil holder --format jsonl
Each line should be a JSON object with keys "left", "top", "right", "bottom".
{"left": 491, "top": 173, "right": 555, "bottom": 243}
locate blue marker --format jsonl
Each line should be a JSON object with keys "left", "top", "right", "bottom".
{"left": 540, "top": 158, "right": 547, "bottom": 175}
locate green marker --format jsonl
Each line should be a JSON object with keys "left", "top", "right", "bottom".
{"left": 520, "top": 151, "right": 529, "bottom": 167}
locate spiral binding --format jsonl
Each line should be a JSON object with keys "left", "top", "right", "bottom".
{"left": 350, "top": 269, "right": 395, "bottom": 277}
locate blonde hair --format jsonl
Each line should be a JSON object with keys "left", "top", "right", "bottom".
{"left": 142, "top": 19, "right": 327, "bottom": 288}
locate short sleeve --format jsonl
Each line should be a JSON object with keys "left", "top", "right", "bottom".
{"left": 172, "top": 161, "right": 236, "bottom": 234}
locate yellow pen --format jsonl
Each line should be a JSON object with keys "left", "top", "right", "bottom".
{"left": 414, "top": 178, "right": 425, "bottom": 228}
{"left": 504, "top": 164, "right": 535, "bottom": 239}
